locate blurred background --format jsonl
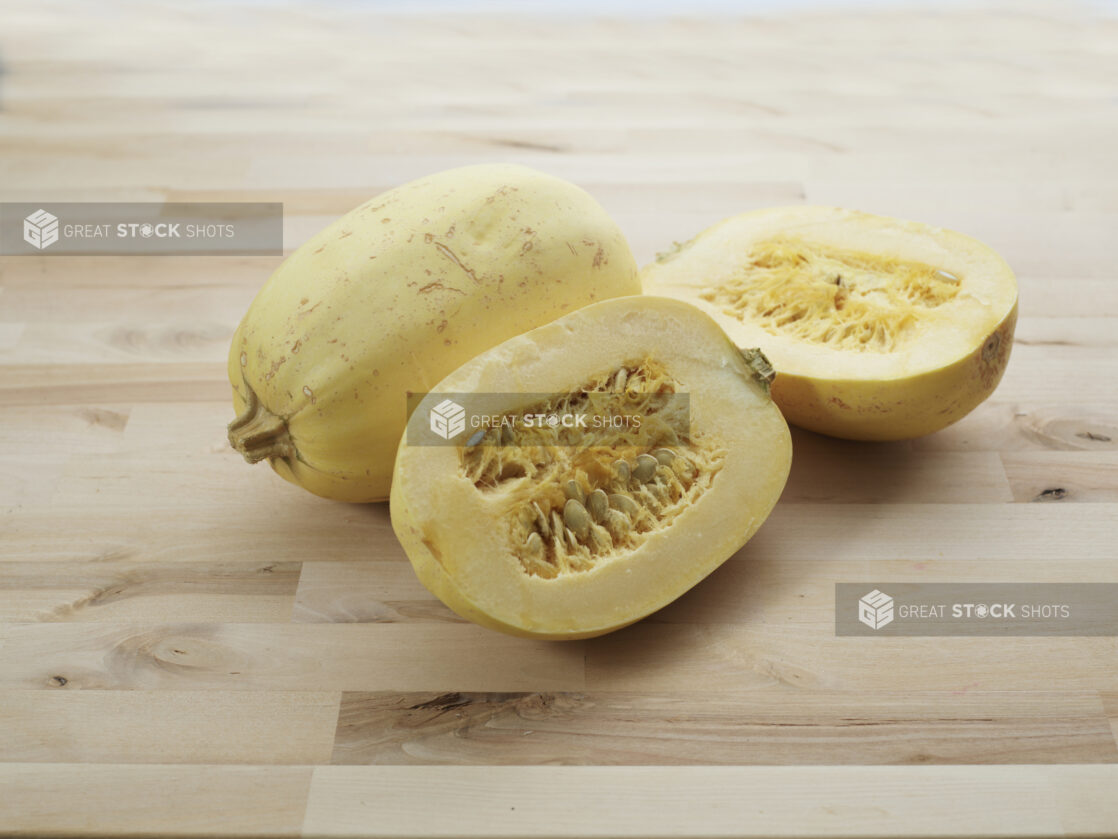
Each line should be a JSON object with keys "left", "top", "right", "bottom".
{"left": 2, "top": 0, "right": 1116, "bottom": 269}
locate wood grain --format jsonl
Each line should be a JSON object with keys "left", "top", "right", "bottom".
{"left": 331, "top": 689, "right": 1117, "bottom": 766}
{"left": 0, "top": 764, "right": 312, "bottom": 837}
{"left": 300, "top": 765, "right": 1069, "bottom": 839}
{"left": 1, "top": 0, "right": 1117, "bottom": 836}
{"left": 0, "top": 623, "right": 586, "bottom": 692}
{"left": 0, "top": 691, "right": 340, "bottom": 764}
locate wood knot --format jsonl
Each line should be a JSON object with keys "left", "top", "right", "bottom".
{"left": 1034, "top": 487, "right": 1068, "bottom": 502}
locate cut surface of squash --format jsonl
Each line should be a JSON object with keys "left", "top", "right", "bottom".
{"left": 642, "top": 206, "right": 1018, "bottom": 440}
{"left": 390, "top": 296, "right": 792, "bottom": 639}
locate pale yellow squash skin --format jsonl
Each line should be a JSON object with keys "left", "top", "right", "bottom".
{"left": 770, "top": 303, "right": 1017, "bottom": 440}
{"left": 642, "top": 206, "right": 1018, "bottom": 441}
{"left": 227, "top": 164, "right": 641, "bottom": 502}
{"left": 390, "top": 296, "right": 792, "bottom": 640}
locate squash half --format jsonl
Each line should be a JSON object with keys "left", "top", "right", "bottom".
{"left": 390, "top": 296, "right": 792, "bottom": 640}
{"left": 642, "top": 206, "right": 1018, "bottom": 440}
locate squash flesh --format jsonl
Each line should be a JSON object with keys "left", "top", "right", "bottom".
{"left": 642, "top": 206, "right": 1018, "bottom": 440}
{"left": 390, "top": 296, "right": 792, "bottom": 639}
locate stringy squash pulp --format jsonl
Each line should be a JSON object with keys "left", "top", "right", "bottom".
{"left": 642, "top": 206, "right": 1018, "bottom": 440}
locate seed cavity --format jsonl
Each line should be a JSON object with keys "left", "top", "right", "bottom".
{"left": 459, "top": 360, "right": 725, "bottom": 579}
{"left": 701, "top": 236, "right": 963, "bottom": 353}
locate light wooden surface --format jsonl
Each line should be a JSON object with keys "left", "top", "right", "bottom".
{"left": 2, "top": 1, "right": 1117, "bottom": 836}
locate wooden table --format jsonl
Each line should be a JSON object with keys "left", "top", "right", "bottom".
{"left": 2, "top": 1, "right": 1116, "bottom": 836}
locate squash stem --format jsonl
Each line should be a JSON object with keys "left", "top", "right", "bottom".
{"left": 740, "top": 347, "right": 776, "bottom": 394}
{"left": 228, "top": 387, "right": 295, "bottom": 464}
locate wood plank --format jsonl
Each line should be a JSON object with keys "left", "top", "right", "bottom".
{"left": 741, "top": 503, "right": 1118, "bottom": 562}
{"left": 781, "top": 433, "right": 1013, "bottom": 504}
{"left": 0, "top": 404, "right": 131, "bottom": 452}
{"left": 0, "top": 764, "right": 311, "bottom": 837}
{"left": 1102, "top": 692, "right": 1118, "bottom": 752}
{"left": 1014, "top": 317, "right": 1118, "bottom": 348}
{"left": 911, "top": 400, "right": 1118, "bottom": 453}
{"left": 1001, "top": 451, "right": 1118, "bottom": 503}
{"left": 0, "top": 321, "right": 233, "bottom": 365}
{"left": 4, "top": 502, "right": 1115, "bottom": 564}
{"left": 301, "top": 765, "right": 1067, "bottom": 838}
{"left": 290, "top": 557, "right": 1118, "bottom": 628}
{"left": 0, "top": 498, "right": 398, "bottom": 564}
{"left": 0, "top": 254, "right": 281, "bottom": 291}
{"left": 0, "top": 623, "right": 585, "bottom": 692}
{"left": 0, "top": 452, "right": 69, "bottom": 509}
{"left": 293, "top": 561, "right": 459, "bottom": 625}
{"left": 584, "top": 624, "right": 1118, "bottom": 692}
{"left": 0, "top": 362, "right": 228, "bottom": 406}
{"left": 651, "top": 558, "right": 1118, "bottom": 626}
{"left": 331, "top": 689, "right": 1116, "bottom": 766}
{"left": 1048, "top": 765, "right": 1118, "bottom": 837}
{"left": 0, "top": 691, "right": 339, "bottom": 764}
{"left": 0, "top": 560, "right": 300, "bottom": 622}
{"left": 1016, "top": 278, "right": 1118, "bottom": 318}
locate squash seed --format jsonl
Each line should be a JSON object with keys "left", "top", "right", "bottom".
{"left": 532, "top": 501, "right": 551, "bottom": 539}
{"left": 653, "top": 448, "right": 675, "bottom": 466}
{"left": 613, "top": 459, "right": 631, "bottom": 483}
{"left": 609, "top": 493, "right": 641, "bottom": 518}
{"left": 564, "top": 498, "right": 591, "bottom": 539}
{"left": 586, "top": 489, "right": 609, "bottom": 522}
{"left": 564, "top": 527, "right": 580, "bottom": 553}
{"left": 564, "top": 479, "right": 584, "bottom": 504}
{"left": 550, "top": 509, "right": 565, "bottom": 543}
{"left": 633, "top": 454, "right": 659, "bottom": 482}
{"left": 525, "top": 532, "right": 544, "bottom": 555}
